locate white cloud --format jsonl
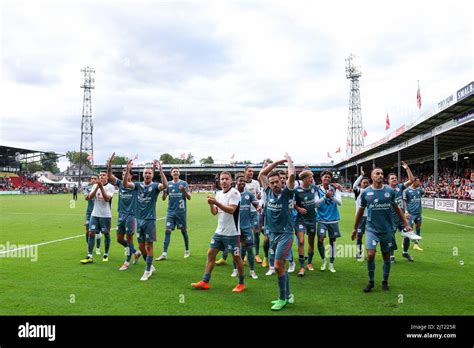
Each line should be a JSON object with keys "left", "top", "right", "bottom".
{"left": 1, "top": 0, "right": 472, "bottom": 171}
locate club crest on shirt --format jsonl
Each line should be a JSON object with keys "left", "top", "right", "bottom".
{"left": 384, "top": 192, "right": 390, "bottom": 198}
{"left": 245, "top": 195, "right": 249, "bottom": 200}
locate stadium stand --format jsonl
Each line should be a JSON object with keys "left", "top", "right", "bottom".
{"left": 336, "top": 81, "right": 474, "bottom": 211}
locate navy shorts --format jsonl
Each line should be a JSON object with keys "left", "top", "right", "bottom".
{"left": 269, "top": 233, "right": 294, "bottom": 261}
{"left": 240, "top": 227, "right": 254, "bottom": 247}
{"left": 409, "top": 214, "right": 422, "bottom": 225}
{"left": 89, "top": 216, "right": 111, "bottom": 234}
{"left": 250, "top": 212, "right": 259, "bottom": 230}
{"left": 317, "top": 222, "right": 341, "bottom": 239}
{"left": 117, "top": 213, "right": 136, "bottom": 235}
{"left": 136, "top": 219, "right": 156, "bottom": 243}
{"left": 295, "top": 219, "right": 316, "bottom": 235}
{"left": 166, "top": 213, "right": 187, "bottom": 231}
{"left": 210, "top": 234, "right": 241, "bottom": 255}
{"left": 366, "top": 230, "right": 397, "bottom": 253}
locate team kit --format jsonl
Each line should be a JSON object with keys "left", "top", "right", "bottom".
{"left": 80, "top": 153, "right": 424, "bottom": 311}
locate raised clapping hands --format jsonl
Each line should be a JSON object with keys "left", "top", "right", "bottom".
{"left": 108, "top": 152, "right": 116, "bottom": 165}
{"left": 207, "top": 195, "right": 216, "bottom": 205}
{"left": 126, "top": 159, "right": 133, "bottom": 171}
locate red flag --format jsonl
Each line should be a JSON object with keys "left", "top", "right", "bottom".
{"left": 335, "top": 147, "right": 341, "bottom": 153}
{"left": 385, "top": 113, "right": 390, "bottom": 130}
{"left": 363, "top": 129, "right": 368, "bottom": 137}
{"left": 416, "top": 82, "right": 422, "bottom": 109}
{"left": 86, "top": 154, "right": 93, "bottom": 161}
{"left": 133, "top": 154, "right": 139, "bottom": 160}
{"left": 327, "top": 152, "right": 332, "bottom": 159}
{"left": 230, "top": 153, "right": 235, "bottom": 160}
{"left": 180, "top": 153, "right": 185, "bottom": 159}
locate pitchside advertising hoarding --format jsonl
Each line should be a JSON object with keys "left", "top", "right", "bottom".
{"left": 421, "top": 197, "right": 435, "bottom": 209}
{"left": 435, "top": 198, "right": 458, "bottom": 212}
{"left": 457, "top": 200, "right": 474, "bottom": 215}
{"left": 423, "top": 198, "right": 474, "bottom": 215}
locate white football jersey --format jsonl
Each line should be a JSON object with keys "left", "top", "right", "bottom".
{"left": 214, "top": 187, "right": 241, "bottom": 236}
{"left": 245, "top": 179, "right": 261, "bottom": 212}
{"left": 91, "top": 183, "right": 115, "bottom": 218}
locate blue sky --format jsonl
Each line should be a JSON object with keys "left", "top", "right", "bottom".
{"left": 1, "top": 0, "right": 473, "bottom": 170}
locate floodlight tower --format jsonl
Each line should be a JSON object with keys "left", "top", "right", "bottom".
{"left": 78, "top": 66, "right": 95, "bottom": 185}
{"left": 345, "top": 54, "right": 364, "bottom": 155}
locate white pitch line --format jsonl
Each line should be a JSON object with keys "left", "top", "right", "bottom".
{"left": 424, "top": 216, "right": 474, "bottom": 229}
{"left": 0, "top": 217, "right": 166, "bottom": 255}
{"left": 3, "top": 212, "right": 85, "bottom": 216}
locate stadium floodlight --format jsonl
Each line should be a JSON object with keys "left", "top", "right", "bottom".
{"left": 345, "top": 54, "right": 364, "bottom": 156}
{"left": 345, "top": 53, "right": 361, "bottom": 79}
{"left": 78, "top": 66, "right": 95, "bottom": 186}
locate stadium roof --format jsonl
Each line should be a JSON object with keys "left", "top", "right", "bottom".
{"left": 337, "top": 81, "right": 474, "bottom": 170}
{"left": 0, "top": 145, "right": 65, "bottom": 158}
{"left": 0, "top": 145, "right": 65, "bottom": 169}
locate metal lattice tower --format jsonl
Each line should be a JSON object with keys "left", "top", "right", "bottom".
{"left": 78, "top": 66, "right": 95, "bottom": 185}
{"left": 345, "top": 54, "right": 364, "bottom": 155}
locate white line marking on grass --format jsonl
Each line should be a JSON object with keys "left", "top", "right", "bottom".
{"left": 424, "top": 216, "right": 474, "bottom": 229}
{"left": 3, "top": 212, "right": 85, "bottom": 216}
{"left": 0, "top": 217, "right": 166, "bottom": 255}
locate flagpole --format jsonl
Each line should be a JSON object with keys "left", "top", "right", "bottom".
{"left": 417, "top": 80, "right": 421, "bottom": 113}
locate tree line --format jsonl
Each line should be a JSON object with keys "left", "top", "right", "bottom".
{"left": 21, "top": 151, "right": 254, "bottom": 174}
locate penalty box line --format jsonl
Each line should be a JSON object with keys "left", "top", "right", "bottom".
{"left": 0, "top": 217, "right": 166, "bottom": 255}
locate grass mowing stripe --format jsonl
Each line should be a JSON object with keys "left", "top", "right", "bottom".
{"left": 0, "top": 217, "right": 166, "bottom": 255}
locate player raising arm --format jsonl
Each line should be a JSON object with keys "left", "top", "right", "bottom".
{"left": 258, "top": 153, "right": 295, "bottom": 311}
{"left": 123, "top": 159, "right": 168, "bottom": 281}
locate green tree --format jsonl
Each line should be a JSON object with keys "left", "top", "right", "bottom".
{"left": 160, "top": 153, "right": 175, "bottom": 164}
{"left": 112, "top": 155, "right": 128, "bottom": 165}
{"left": 199, "top": 156, "right": 214, "bottom": 164}
{"left": 41, "top": 152, "right": 60, "bottom": 173}
{"left": 183, "top": 153, "right": 195, "bottom": 164}
{"left": 22, "top": 161, "right": 43, "bottom": 173}
{"left": 66, "top": 151, "right": 92, "bottom": 168}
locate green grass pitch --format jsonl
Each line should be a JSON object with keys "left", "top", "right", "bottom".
{"left": 0, "top": 193, "right": 473, "bottom": 315}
